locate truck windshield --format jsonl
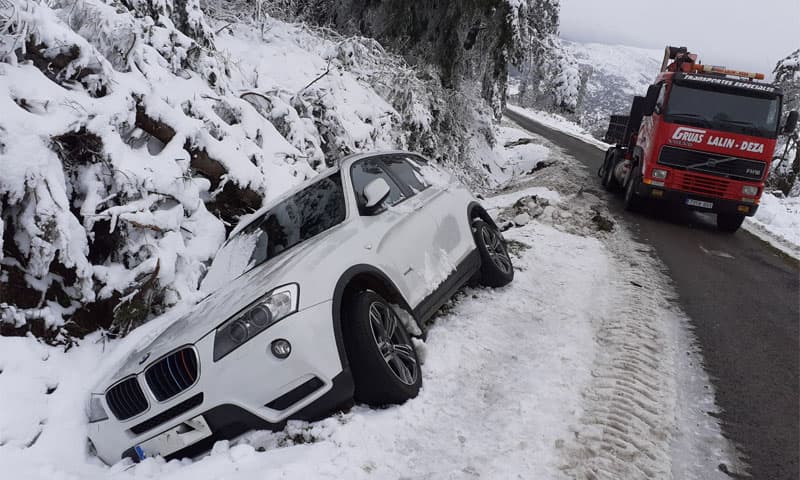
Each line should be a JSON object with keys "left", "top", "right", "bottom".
{"left": 665, "top": 84, "right": 780, "bottom": 138}
{"left": 201, "top": 173, "right": 347, "bottom": 291}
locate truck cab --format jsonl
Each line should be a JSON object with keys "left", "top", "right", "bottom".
{"left": 601, "top": 46, "right": 798, "bottom": 232}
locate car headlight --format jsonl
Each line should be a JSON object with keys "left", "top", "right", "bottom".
{"left": 742, "top": 185, "right": 759, "bottom": 196}
{"left": 87, "top": 394, "right": 108, "bottom": 423}
{"left": 213, "top": 284, "right": 299, "bottom": 361}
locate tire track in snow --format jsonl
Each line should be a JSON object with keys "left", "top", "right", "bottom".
{"left": 492, "top": 124, "right": 742, "bottom": 479}
{"left": 558, "top": 242, "right": 678, "bottom": 479}
{"left": 521, "top": 143, "right": 746, "bottom": 479}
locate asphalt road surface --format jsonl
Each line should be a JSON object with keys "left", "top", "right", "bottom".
{"left": 506, "top": 108, "right": 800, "bottom": 480}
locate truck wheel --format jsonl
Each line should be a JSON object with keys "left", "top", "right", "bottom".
{"left": 623, "top": 168, "right": 642, "bottom": 211}
{"left": 600, "top": 149, "right": 613, "bottom": 189}
{"left": 472, "top": 219, "right": 514, "bottom": 288}
{"left": 344, "top": 291, "right": 422, "bottom": 406}
{"left": 603, "top": 150, "right": 622, "bottom": 192}
{"left": 716, "top": 213, "right": 745, "bottom": 233}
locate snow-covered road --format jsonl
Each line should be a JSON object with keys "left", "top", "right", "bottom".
{"left": 0, "top": 134, "right": 740, "bottom": 479}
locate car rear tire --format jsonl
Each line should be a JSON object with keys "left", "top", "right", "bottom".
{"left": 716, "top": 213, "right": 745, "bottom": 233}
{"left": 472, "top": 219, "right": 514, "bottom": 288}
{"left": 344, "top": 291, "right": 421, "bottom": 406}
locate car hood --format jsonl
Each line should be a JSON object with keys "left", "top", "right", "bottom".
{"left": 94, "top": 230, "right": 339, "bottom": 391}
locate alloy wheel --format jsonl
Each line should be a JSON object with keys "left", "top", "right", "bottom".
{"left": 367, "top": 302, "right": 418, "bottom": 385}
{"left": 481, "top": 225, "right": 513, "bottom": 274}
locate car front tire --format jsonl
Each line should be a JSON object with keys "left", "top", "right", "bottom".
{"left": 344, "top": 291, "right": 422, "bottom": 406}
{"left": 472, "top": 219, "right": 514, "bottom": 288}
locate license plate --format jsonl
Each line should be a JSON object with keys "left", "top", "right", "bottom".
{"left": 686, "top": 198, "right": 713, "bottom": 209}
{"left": 134, "top": 415, "right": 212, "bottom": 460}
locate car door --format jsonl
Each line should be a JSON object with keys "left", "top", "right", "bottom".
{"left": 385, "top": 154, "right": 476, "bottom": 270}
{"left": 348, "top": 157, "right": 438, "bottom": 309}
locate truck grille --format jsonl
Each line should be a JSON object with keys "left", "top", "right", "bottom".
{"left": 106, "top": 377, "right": 148, "bottom": 421}
{"left": 658, "top": 146, "right": 766, "bottom": 181}
{"left": 145, "top": 347, "right": 199, "bottom": 402}
{"left": 679, "top": 172, "right": 730, "bottom": 197}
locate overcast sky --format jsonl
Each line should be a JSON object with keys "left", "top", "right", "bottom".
{"left": 559, "top": 0, "right": 800, "bottom": 79}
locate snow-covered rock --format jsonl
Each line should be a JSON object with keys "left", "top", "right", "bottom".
{"left": 513, "top": 212, "right": 531, "bottom": 226}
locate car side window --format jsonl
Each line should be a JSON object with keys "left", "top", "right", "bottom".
{"left": 382, "top": 155, "right": 429, "bottom": 194}
{"left": 350, "top": 159, "right": 406, "bottom": 215}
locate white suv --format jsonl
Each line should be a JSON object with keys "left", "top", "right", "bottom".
{"left": 86, "top": 151, "right": 514, "bottom": 464}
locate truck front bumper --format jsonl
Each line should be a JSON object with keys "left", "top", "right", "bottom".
{"left": 636, "top": 182, "right": 759, "bottom": 217}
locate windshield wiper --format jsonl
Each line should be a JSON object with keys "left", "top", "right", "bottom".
{"left": 714, "top": 119, "right": 762, "bottom": 135}
{"left": 667, "top": 112, "right": 712, "bottom": 128}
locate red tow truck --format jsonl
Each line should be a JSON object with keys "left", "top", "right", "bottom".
{"left": 600, "top": 46, "right": 798, "bottom": 232}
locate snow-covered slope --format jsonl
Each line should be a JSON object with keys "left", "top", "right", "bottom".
{"left": 0, "top": 127, "right": 740, "bottom": 478}
{"left": 563, "top": 40, "right": 663, "bottom": 138}
{"left": 0, "top": 0, "right": 521, "bottom": 338}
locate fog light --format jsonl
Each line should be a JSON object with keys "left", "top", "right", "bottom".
{"left": 737, "top": 205, "right": 751, "bottom": 214}
{"left": 742, "top": 185, "right": 759, "bottom": 196}
{"left": 652, "top": 169, "right": 668, "bottom": 180}
{"left": 651, "top": 189, "right": 664, "bottom": 197}
{"left": 270, "top": 339, "right": 291, "bottom": 359}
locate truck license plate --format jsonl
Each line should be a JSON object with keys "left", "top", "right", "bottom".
{"left": 686, "top": 198, "right": 713, "bottom": 209}
{"left": 134, "top": 415, "right": 212, "bottom": 460}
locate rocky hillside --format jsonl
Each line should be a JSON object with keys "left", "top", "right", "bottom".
{"left": 278, "top": 0, "right": 569, "bottom": 179}
{"left": 0, "top": 0, "right": 566, "bottom": 341}
{"left": 770, "top": 48, "right": 800, "bottom": 196}
{"left": 774, "top": 49, "right": 799, "bottom": 114}
{"left": 506, "top": 0, "right": 582, "bottom": 114}
{"left": 564, "top": 41, "right": 662, "bottom": 138}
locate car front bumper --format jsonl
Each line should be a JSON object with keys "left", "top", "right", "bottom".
{"left": 88, "top": 300, "right": 352, "bottom": 465}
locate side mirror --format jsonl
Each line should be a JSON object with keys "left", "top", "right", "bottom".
{"left": 363, "top": 178, "right": 391, "bottom": 210}
{"left": 644, "top": 85, "right": 660, "bottom": 116}
{"left": 783, "top": 110, "right": 798, "bottom": 134}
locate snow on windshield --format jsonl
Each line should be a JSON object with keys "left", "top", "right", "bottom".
{"left": 407, "top": 155, "right": 452, "bottom": 188}
{"left": 200, "top": 230, "right": 261, "bottom": 293}
{"left": 200, "top": 174, "right": 346, "bottom": 292}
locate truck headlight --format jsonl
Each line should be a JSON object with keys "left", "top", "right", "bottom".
{"left": 213, "top": 284, "right": 299, "bottom": 361}
{"left": 87, "top": 394, "right": 108, "bottom": 423}
{"left": 742, "top": 185, "right": 759, "bottom": 197}
{"left": 651, "top": 169, "right": 668, "bottom": 180}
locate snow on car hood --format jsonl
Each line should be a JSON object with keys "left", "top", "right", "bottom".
{"left": 94, "top": 226, "right": 348, "bottom": 390}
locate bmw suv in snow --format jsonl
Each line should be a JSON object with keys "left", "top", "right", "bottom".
{"left": 86, "top": 151, "right": 514, "bottom": 464}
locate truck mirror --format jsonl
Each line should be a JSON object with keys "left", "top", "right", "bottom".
{"left": 784, "top": 111, "right": 799, "bottom": 134}
{"left": 644, "top": 85, "right": 660, "bottom": 116}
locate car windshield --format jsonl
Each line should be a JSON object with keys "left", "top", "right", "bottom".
{"left": 201, "top": 173, "right": 347, "bottom": 292}
{"left": 665, "top": 84, "right": 780, "bottom": 138}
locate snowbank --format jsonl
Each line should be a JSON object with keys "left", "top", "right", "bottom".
{"left": 0, "top": 209, "right": 611, "bottom": 480}
{"left": 744, "top": 193, "right": 800, "bottom": 258}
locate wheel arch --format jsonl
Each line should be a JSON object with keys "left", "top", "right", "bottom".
{"left": 331, "top": 265, "right": 412, "bottom": 370}
{"left": 631, "top": 146, "right": 645, "bottom": 171}
{"left": 468, "top": 202, "right": 498, "bottom": 229}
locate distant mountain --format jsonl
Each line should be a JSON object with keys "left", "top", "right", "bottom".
{"left": 562, "top": 40, "right": 663, "bottom": 138}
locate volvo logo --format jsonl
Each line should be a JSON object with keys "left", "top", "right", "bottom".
{"left": 138, "top": 352, "right": 151, "bottom": 365}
